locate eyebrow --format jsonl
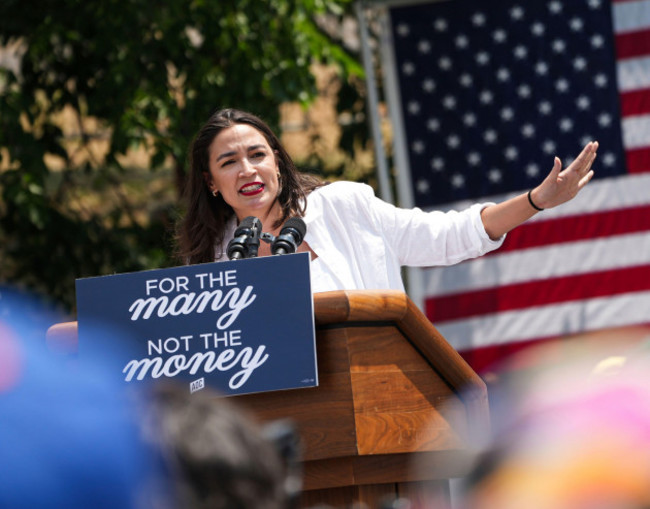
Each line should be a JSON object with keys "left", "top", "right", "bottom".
{"left": 216, "top": 144, "right": 267, "bottom": 162}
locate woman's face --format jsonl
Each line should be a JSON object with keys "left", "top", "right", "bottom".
{"left": 205, "top": 124, "right": 281, "bottom": 224}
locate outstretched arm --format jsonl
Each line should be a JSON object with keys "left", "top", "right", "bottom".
{"left": 480, "top": 141, "right": 598, "bottom": 240}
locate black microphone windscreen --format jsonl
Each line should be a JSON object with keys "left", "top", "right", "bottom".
{"left": 283, "top": 217, "right": 306, "bottom": 241}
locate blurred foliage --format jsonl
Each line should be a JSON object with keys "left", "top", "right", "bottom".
{"left": 0, "top": 0, "right": 366, "bottom": 312}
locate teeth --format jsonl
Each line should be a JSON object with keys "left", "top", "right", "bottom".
{"left": 241, "top": 184, "right": 263, "bottom": 193}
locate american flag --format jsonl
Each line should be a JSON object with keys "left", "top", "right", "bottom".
{"left": 387, "top": 0, "right": 650, "bottom": 371}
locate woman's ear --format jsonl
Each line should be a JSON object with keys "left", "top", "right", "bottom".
{"left": 203, "top": 172, "right": 218, "bottom": 196}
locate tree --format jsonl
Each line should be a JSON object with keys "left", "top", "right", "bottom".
{"left": 0, "top": 0, "right": 364, "bottom": 311}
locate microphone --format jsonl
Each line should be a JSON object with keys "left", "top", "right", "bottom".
{"left": 227, "top": 216, "right": 262, "bottom": 260}
{"left": 271, "top": 217, "right": 306, "bottom": 255}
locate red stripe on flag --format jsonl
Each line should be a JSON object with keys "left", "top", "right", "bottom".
{"left": 490, "top": 204, "right": 650, "bottom": 253}
{"left": 615, "top": 29, "right": 650, "bottom": 60}
{"left": 425, "top": 264, "right": 650, "bottom": 323}
{"left": 625, "top": 147, "right": 650, "bottom": 173}
{"left": 620, "top": 88, "right": 650, "bottom": 116}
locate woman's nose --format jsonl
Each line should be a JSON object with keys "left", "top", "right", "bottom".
{"left": 238, "top": 160, "right": 256, "bottom": 177}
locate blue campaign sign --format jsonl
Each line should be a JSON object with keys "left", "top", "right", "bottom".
{"left": 75, "top": 253, "right": 317, "bottom": 396}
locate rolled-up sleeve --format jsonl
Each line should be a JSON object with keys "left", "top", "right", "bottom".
{"left": 367, "top": 191, "right": 505, "bottom": 267}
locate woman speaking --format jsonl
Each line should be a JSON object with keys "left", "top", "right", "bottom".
{"left": 176, "top": 108, "right": 597, "bottom": 293}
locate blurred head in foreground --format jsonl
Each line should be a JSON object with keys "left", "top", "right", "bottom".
{"left": 143, "top": 381, "right": 295, "bottom": 509}
{"left": 458, "top": 337, "right": 650, "bottom": 509}
{"left": 0, "top": 287, "right": 168, "bottom": 509}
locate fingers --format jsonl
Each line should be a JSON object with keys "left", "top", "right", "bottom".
{"left": 576, "top": 142, "right": 597, "bottom": 188}
{"left": 582, "top": 140, "right": 598, "bottom": 155}
{"left": 564, "top": 141, "right": 598, "bottom": 177}
{"left": 584, "top": 152, "right": 597, "bottom": 173}
{"left": 575, "top": 141, "right": 598, "bottom": 161}
{"left": 581, "top": 142, "right": 598, "bottom": 174}
{"left": 551, "top": 156, "right": 562, "bottom": 177}
{"left": 578, "top": 169, "right": 595, "bottom": 189}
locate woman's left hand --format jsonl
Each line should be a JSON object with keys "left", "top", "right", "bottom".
{"left": 530, "top": 141, "right": 598, "bottom": 210}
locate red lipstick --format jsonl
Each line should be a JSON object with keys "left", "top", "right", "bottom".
{"left": 239, "top": 182, "right": 264, "bottom": 196}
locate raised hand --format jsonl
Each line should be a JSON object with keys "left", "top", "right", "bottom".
{"left": 530, "top": 141, "right": 598, "bottom": 210}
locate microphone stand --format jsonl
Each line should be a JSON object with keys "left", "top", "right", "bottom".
{"left": 244, "top": 220, "right": 262, "bottom": 258}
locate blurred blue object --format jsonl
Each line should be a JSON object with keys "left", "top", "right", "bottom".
{"left": 0, "top": 286, "right": 169, "bottom": 509}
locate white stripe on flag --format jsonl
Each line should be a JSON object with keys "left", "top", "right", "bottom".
{"left": 437, "top": 290, "right": 650, "bottom": 351}
{"left": 612, "top": 0, "right": 650, "bottom": 35}
{"left": 617, "top": 56, "right": 650, "bottom": 92}
{"left": 423, "top": 231, "right": 650, "bottom": 296}
{"left": 622, "top": 114, "right": 650, "bottom": 149}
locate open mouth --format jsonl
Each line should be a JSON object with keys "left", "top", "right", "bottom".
{"left": 239, "top": 183, "right": 264, "bottom": 196}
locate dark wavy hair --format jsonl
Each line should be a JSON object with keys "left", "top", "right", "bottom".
{"left": 176, "top": 108, "right": 324, "bottom": 264}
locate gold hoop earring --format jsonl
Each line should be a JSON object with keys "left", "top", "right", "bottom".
{"left": 211, "top": 189, "right": 219, "bottom": 197}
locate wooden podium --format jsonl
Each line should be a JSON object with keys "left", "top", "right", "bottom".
{"left": 47, "top": 290, "right": 488, "bottom": 508}
{"left": 239, "top": 290, "right": 488, "bottom": 507}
